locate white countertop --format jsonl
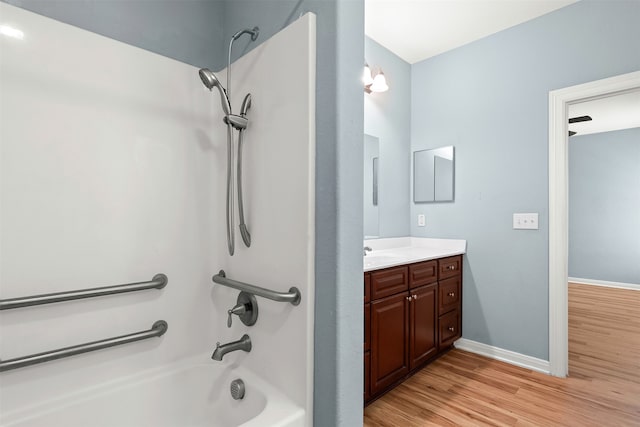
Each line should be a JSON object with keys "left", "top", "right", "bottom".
{"left": 363, "top": 237, "right": 466, "bottom": 272}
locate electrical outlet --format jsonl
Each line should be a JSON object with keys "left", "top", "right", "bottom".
{"left": 418, "top": 214, "right": 426, "bottom": 227}
{"left": 513, "top": 213, "right": 539, "bottom": 230}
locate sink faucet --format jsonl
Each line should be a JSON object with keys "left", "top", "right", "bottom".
{"left": 364, "top": 246, "right": 372, "bottom": 256}
{"left": 211, "top": 334, "right": 252, "bottom": 361}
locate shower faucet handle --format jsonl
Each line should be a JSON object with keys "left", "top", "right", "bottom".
{"left": 226, "top": 291, "right": 259, "bottom": 328}
{"left": 227, "top": 303, "right": 247, "bottom": 328}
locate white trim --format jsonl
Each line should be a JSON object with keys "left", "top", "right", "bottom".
{"left": 548, "top": 70, "right": 640, "bottom": 378}
{"left": 569, "top": 277, "right": 640, "bottom": 291}
{"left": 454, "top": 338, "right": 550, "bottom": 374}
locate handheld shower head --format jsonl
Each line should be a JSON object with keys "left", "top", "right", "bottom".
{"left": 240, "top": 94, "right": 252, "bottom": 117}
{"left": 198, "top": 68, "right": 231, "bottom": 116}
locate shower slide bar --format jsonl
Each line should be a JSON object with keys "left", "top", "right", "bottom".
{"left": 0, "top": 274, "right": 168, "bottom": 311}
{"left": 0, "top": 320, "right": 168, "bottom": 372}
{"left": 212, "top": 270, "right": 301, "bottom": 306}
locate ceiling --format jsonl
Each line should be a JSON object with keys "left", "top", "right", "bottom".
{"left": 365, "top": 0, "right": 578, "bottom": 64}
{"left": 568, "top": 90, "right": 640, "bottom": 137}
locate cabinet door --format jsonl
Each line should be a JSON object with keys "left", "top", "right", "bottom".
{"left": 364, "top": 303, "right": 370, "bottom": 352}
{"left": 370, "top": 293, "right": 409, "bottom": 396}
{"left": 409, "top": 283, "right": 438, "bottom": 370}
{"left": 364, "top": 351, "right": 371, "bottom": 403}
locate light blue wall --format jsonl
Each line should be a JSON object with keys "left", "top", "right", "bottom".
{"left": 1, "top": 0, "right": 225, "bottom": 69}
{"left": 410, "top": 0, "right": 640, "bottom": 360}
{"left": 569, "top": 127, "right": 640, "bottom": 284}
{"left": 364, "top": 37, "right": 411, "bottom": 238}
{"left": 4, "top": 1, "right": 365, "bottom": 425}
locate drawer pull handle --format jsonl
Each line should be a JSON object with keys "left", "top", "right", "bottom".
{"left": 448, "top": 292, "right": 455, "bottom": 297}
{"left": 448, "top": 326, "right": 455, "bottom": 332}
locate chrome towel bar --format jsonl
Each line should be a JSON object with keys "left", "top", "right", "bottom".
{"left": 0, "top": 274, "right": 168, "bottom": 311}
{"left": 212, "top": 270, "right": 301, "bottom": 305}
{"left": 0, "top": 320, "right": 168, "bottom": 372}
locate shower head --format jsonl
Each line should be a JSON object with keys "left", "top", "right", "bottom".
{"left": 231, "top": 27, "right": 259, "bottom": 42}
{"left": 198, "top": 68, "right": 231, "bottom": 116}
{"left": 240, "top": 94, "right": 252, "bottom": 117}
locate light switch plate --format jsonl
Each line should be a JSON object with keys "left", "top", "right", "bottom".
{"left": 513, "top": 213, "right": 539, "bottom": 230}
{"left": 418, "top": 214, "right": 426, "bottom": 227}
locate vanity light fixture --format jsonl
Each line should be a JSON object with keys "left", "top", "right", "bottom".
{"left": 363, "top": 63, "right": 374, "bottom": 87}
{"left": 364, "top": 63, "right": 388, "bottom": 93}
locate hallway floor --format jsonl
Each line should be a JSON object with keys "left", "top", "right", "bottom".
{"left": 364, "top": 283, "right": 640, "bottom": 426}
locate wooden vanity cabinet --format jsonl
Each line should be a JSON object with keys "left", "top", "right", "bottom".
{"left": 364, "top": 255, "right": 463, "bottom": 404}
{"left": 364, "top": 273, "right": 371, "bottom": 402}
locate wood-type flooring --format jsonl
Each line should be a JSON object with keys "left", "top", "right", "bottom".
{"left": 364, "top": 283, "right": 640, "bottom": 426}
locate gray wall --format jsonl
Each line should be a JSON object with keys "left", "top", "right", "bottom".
{"left": 3, "top": 0, "right": 366, "bottom": 425}
{"left": 1, "top": 0, "right": 225, "bottom": 69}
{"left": 410, "top": 0, "right": 640, "bottom": 360}
{"left": 569, "top": 127, "right": 640, "bottom": 284}
{"left": 364, "top": 37, "right": 411, "bottom": 238}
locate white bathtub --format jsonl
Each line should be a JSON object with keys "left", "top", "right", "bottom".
{"left": 0, "top": 355, "right": 305, "bottom": 427}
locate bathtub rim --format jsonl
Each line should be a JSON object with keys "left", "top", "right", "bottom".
{"left": 0, "top": 352, "right": 304, "bottom": 427}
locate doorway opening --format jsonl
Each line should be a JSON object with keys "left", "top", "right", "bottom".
{"left": 548, "top": 70, "right": 640, "bottom": 377}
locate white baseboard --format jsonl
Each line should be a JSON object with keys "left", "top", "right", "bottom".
{"left": 454, "top": 338, "right": 550, "bottom": 374}
{"left": 569, "top": 277, "right": 640, "bottom": 291}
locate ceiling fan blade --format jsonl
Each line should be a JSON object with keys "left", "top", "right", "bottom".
{"left": 568, "top": 115, "right": 592, "bottom": 123}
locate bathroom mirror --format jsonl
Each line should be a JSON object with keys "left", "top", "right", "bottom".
{"left": 414, "top": 146, "right": 455, "bottom": 203}
{"left": 364, "top": 134, "right": 380, "bottom": 238}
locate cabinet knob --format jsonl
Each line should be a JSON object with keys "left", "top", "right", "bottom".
{"left": 448, "top": 292, "right": 455, "bottom": 297}
{"left": 413, "top": 294, "right": 417, "bottom": 300}
{"left": 448, "top": 265, "right": 455, "bottom": 270}
{"left": 448, "top": 326, "right": 455, "bottom": 332}
{"left": 406, "top": 296, "right": 411, "bottom": 301}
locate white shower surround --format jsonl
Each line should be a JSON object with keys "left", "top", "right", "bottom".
{"left": 0, "top": 3, "right": 315, "bottom": 425}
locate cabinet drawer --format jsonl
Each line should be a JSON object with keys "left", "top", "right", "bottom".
{"left": 371, "top": 266, "right": 409, "bottom": 300}
{"left": 364, "top": 273, "right": 371, "bottom": 304}
{"left": 438, "top": 276, "right": 461, "bottom": 315}
{"left": 439, "top": 309, "right": 461, "bottom": 348}
{"left": 364, "top": 303, "right": 371, "bottom": 351}
{"left": 409, "top": 260, "right": 438, "bottom": 289}
{"left": 438, "top": 255, "right": 462, "bottom": 280}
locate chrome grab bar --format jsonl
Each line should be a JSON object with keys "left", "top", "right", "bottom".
{"left": 0, "top": 321, "right": 168, "bottom": 372}
{"left": 212, "top": 270, "right": 301, "bottom": 306}
{"left": 0, "top": 274, "right": 168, "bottom": 311}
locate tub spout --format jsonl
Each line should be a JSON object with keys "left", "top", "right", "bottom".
{"left": 211, "top": 334, "right": 252, "bottom": 361}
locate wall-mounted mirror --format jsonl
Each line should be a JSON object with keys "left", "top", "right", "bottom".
{"left": 364, "top": 134, "right": 380, "bottom": 238}
{"left": 414, "top": 146, "right": 455, "bottom": 203}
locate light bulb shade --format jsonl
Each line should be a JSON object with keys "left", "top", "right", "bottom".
{"left": 363, "top": 64, "right": 374, "bottom": 86}
{"left": 370, "top": 72, "right": 388, "bottom": 92}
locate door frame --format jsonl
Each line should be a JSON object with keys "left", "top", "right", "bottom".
{"left": 548, "top": 70, "right": 640, "bottom": 377}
